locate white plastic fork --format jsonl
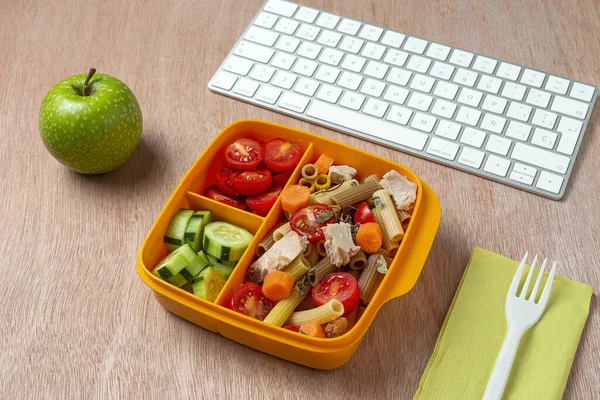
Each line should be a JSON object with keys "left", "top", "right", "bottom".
{"left": 482, "top": 252, "right": 557, "bottom": 400}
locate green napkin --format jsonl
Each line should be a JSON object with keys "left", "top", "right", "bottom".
{"left": 414, "top": 248, "right": 593, "bottom": 400}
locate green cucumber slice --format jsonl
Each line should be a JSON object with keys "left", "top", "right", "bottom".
{"left": 192, "top": 266, "right": 226, "bottom": 302}
{"left": 170, "top": 273, "right": 188, "bottom": 288}
{"left": 206, "top": 253, "right": 236, "bottom": 279}
{"left": 181, "top": 281, "right": 193, "bottom": 293}
{"left": 170, "top": 245, "right": 209, "bottom": 283}
{"left": 203, "top": 221, "right": 253, "bottom": 262}
{"left": 184, "top": 211, "right": 212, "bottom": 252}
{"left": 164, "top": 209, "right": 194, "bottom": 253}
{"left": 152, "top": 245, "right": 192, "bottom": 281}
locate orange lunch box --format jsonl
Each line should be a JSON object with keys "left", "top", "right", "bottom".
{"left": 136, "top": 119, "right": 440, "bottom": 369}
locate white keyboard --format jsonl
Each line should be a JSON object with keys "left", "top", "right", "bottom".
{"left": 208, "top": 0, "right": 597, "bottom": 199}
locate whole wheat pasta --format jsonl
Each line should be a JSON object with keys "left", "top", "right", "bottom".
{"left": 303, "top": 243, "right": 320, "bottom": 266}
{"left": 348, "top": 269, "right": 362, "bottom": 280}
{"left": 359, "top": 174, "right": 381, "bottom": 184}
{"left": 309, "top": 256, "right": 336, "bottom": 285}
{"left": 349, "top": 250, "right": 368, "bottom": 270}
{"left": 329, "top": 181, "right": 381, "bottom": 207}
{"left": 358, "top": 253, "right": 386, "bottom": 303}
{"left": 316, "top": 239, "right": 327, "bottom": 257}
{"left": 397, "top": 209, "right": 411, "bottom": 223}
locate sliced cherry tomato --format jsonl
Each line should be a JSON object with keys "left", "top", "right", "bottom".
{"left": 215, "top": 166, "right": 239, "bottom": 196}
{"left": 229, "top": 283, "right": 274, "bottom": 321}
{"left": 290, "top": 204, "right": 335, "bottom": 243}
{"left": 263, "top": 138, "right": 302, "bottom": 173}
{"left": 354, "top": 201, "right": 376, "bottom": 224}
{"left": 272, "top": 170, "right": 294, "bottom": 186}
{"left": 283, "top": 325, "right": 300, "bottom": 332}
{"left": 246, "top": 185, "right": 282, "bottom": 215}
{"left": 206, "top": 186, "right": 245, "bottom": 210}
{"left": 225, "top": 138, "right": 262, "bottom": 170}
{"left": 312, "top": 272, "right": 359, "bottom": 317}
{"left": 230, "top": 169, "right": 272, "bottom": 196}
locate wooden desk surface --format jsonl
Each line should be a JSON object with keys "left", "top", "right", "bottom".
{"left": 1, "top": 0, "right": 598, "bottom": 398}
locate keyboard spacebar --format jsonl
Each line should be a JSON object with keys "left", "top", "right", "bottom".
{"left": 306, "top": 100, "right": 429, "bottom": 151}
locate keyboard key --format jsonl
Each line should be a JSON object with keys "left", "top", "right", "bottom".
{"left": 384, "top": 50, "right": 409, "bottom": 67}
{"left": 434, "top": 81, "right": 460, "bottom": 100}
{"left": 525, "top": 89, "right": 551, "bottom": 108}
{"left": 387, "top": 105, "right": 413, "bottom": 125}
{"left": 293, "top": 58, "right": 318, "bottom": 77}
{"left": 481, "top": 95, "right": 507, "bottom": 114}
{"left": 278, "top": 92, "right": 310, "bottom": 113}
{"left": 361, "top": 42, "right": 386, "bottom": 60}
{"left": 271, "top": 52, "right": 296, "bottom": 70}
{"left": 509, "top": 171, "right": 534, "bottom": 185}
{"left": 315, "top": 12, "right": 340, "bottom": 29}
{"left": 363, "top": 98, "right": 389, "bottom": 118}
{"left": 550, "top": 95, "right": 589, "bottom": 119}
{"left": 570, "top": 82, "right": 595, "bottom": 102}
{"left": 545, "top": 76, "right": 570, "bottom": 95}
{"left": 387, "top": 68, "right": 412, "bottom": 86}
{"left": 435, "top": 120, "right": 461, "bottom": 140}
{"left": 505, "top": 121, "right": 531, "bottom": 141}
{"left": 457, "top": 88, "right": 483, "bottom": 107}
{"left": 407, "top": 92, "right": 433, "bottom": 111}
{"left": 485, "top": 134, "right": 512, "bottom": 156}
{"left": 337, "top": 18, "right": 362, "bottom": 35}
{"left": 294, "top": 77, "right": 319, "bottom": 96}
{"left": 315, "top": 65, "right": 340, "bottom": 83}
{"left": 536, "top": 171, "right": 564, "bottom": 194}
{"left": 496, "top": 62, "right": 521, "bottom": 81}
{"left": 294, "top": 6, "right": 319, "bottom": 23}
{"left": 360, "top": 78, "right": 386, "bottom": 97}
{"left": 307, "top": 100, "right": 429, "bottom": 150}
{"left": 501, "top": 82, "right": 527, "bottom": 101}
{"left": 316, "top": 84, "right": 342, "bottom": 103}
{"left": 511, "top": 142, "right": 570, "bottom": 174}
{"left": 339, "top": 36, "right": 365, "bottom": 54}
{"left": 233, "top": 78, "right": 259, "bottom": 97}
{"left": 431, "top": 99, "right": 457, "bottom": 119}
{"left": 472, "top": 56, "right": 497, "bottom": 74}
{"left": 359, "top": 25, "right": 384, "bottom": 41}
{"left": 383, "top": 85, "right": 410, "bottom": 105}
{"left": 484, "top": 155, "right": 511, "bottom": 177}
{"left": 319, "top": 48, "right": 344, "bottom": 65}
{"left": 427, "top": 137, "right": 459, "bottom": 160}
{"left": 531, "top": 128, "right": 557, "bottom": 149}
{"left": 426, "top": 43, "right": 451, "bottom": 61}
{"left": 339, "top": 91, "right": 366, "bottom": 110}
{"left": 338, "top": 71, "right": 363, "bottom": 90}
{"left": 460, "top": 127, "right": 486, "bottom": 148}
{"left": 453, "top": 68, "right": 478, "bottom": 87}
{"left": 249, "top": 65, "right": 275, "bottom": 83}
{"left": 449, "top": 49, "right": 474, "bottom": 67}
{"left": 410, "top": 112, "right": 437, "bottom": 132}
{"left": 363, "top": 61, "right": 389, "bottom": 79}
{"left": 317, "top": 29, "right": 342, "bottom": 47}
{"left": 506, "top": 102, "right": 532, "bottom": 122}
{"left": 556, "top": 117, "right": 583, "bottom": 155}
{"left": 296, "top": 24, "right": 320, "bottom": 41}
{"left": 404, "top": 37, "right": 428, "bottom": 54}
{"left": 256, "top": 85, "right": 282, "bottom": 104}
{"left": 480, "top": 113, "right": 506, "bottom": 134}
{"left": 531, "top": 109, "right": 557, "bottom": 129}
{"left": 381, "top": 31, "right": 406, "bottom": 48}
{"left": 513, "top": 163, "right": 537, "bottom": 177}
{"left": 458, "top": 147, "right": 485, "bottom": 169}
{"left": 211, "top": 71, "right": 238, "bottom": 90}
{"left": 429, "top": 62, "right": 454, "bottom": 80}
{"left": 455, "top": 106, "right": 481, "bottom": 126}
{"left": 406, "top": 55, "right": 431, "bottom": 73}
{"left": 255, "top": 12, "right": 278, "bottom": 29}
{"left": 276, "top": 35, "right": 301, "bottom": 53}
{"left": 264, "top": 0, "right": 297, "bottom": 17}
{"left": 272, "top": 70, "right": 297, "bottom": 89}
{"left": 476, "top": 75, "right": 502, "bottom": 94}
{"left": 520, "top": 69, "right": 545, "bottom": 88}
{"left": 410, "top": 74, "right": 435, "bottom": 93}
{"left": 234, "top": 41, "right": 274, "bottom": 63}
{"left": 222, "top": 56, "right": 254, "bottom": 76}
{"left": 341, "top": 54, "right": 367, "bottom": 72}
{"left": 274, "top": 18, "right": 299, "bottom": 35}
{"left": 297, "top": 42, "right": 322, "bottom": 59}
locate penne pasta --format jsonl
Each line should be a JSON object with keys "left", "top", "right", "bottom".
{"left": 286, "top": 299, "right": 345, "bottom": 326}
{"left": 359, "top": 174, "right": 381, "bottom": 184}
{"left": 358, "top": 253, "right": 386, "bottom": 303}
{"left": 309, "top": 179, "right": 358, "bottom": 205}
{"left": 329, "top": 181, "right": 382, "bottom": 207}
{"left": 301, "top": 164, "right": 319, "bottom": 181}
{"left": 283, "top": 256, "right": 310, "bottom": 281}
{"left": 316, "top": 240, "right": 327, "bottom": 257}
{"left": 273, "top": 222, "right": 292, "bottom": 241}
{"left": 314, "top": 174, "right": 331, "bottom": 191}
{"left": 303, "top": 243, "right": 320, "bottom": 266}
{"left": 348, "top": 268, "right": 362, "bottom": 280}
{"left": 349, "top": 250, "right": 368, "bottom": 270}
{"left": 309, "top": 256, "right": 336, "bottom": 285}
{"left": 397, "top": 209, "right": 411, "bottom": 223}
{"left": 372, "top": 208, "right": 400, "bottom": 252}
{"left": 256, "top": 234, "right": 276, "bottom": 257}
{"left": 372, "top": 190, "right": 405, "bottom": 242}
{"left": 263, "top": 285, "right": 308, "bottom": 326}
{"left": 363, "top": 273, "right": 384, "bottom": 303}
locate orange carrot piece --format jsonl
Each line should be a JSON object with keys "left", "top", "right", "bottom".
{"left": 356, "top": 222, "right": 383, "bottom": 253}
{"left": 262, "top": 271, "right": 294, "bottom": 301}
{"left": 314, "top": 154, "right": 335, "bottom": 174}
{"left": 299, "top": 321, "right": 325, "bottom": 338}
{"left": 280, "top": 184, "right": 310, "bottom": 214}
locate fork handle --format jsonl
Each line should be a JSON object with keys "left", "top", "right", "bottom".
{"left": 482, "top": 327, "right": 525, "bottom": 400}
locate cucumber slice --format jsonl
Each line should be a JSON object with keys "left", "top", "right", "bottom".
{"left": 184, "top": 211, "right": 212, "bottom": 252}
{"left": 164, "top": 209, "right": 194, "bottom": 253}
{"left": 203, "top": 221, "right": 253, "bottom": 262}
{"left": 152, "top": 245, "right": 193, "bottom": 281}
{"left": 169, "top": 245, "right": 209, "bottom": 283}
{"left": 206, "top": 253, "right": 236, "bottom": 279}
{"left": 181, "top": 281, "right": 193, "bottom": 293}
{"left": 170, "top": 273, "right": 188, "bottom": 288}
{"left": 192, "top": 266, "right": 226, "bottom": 302}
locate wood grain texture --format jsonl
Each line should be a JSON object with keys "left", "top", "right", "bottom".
{"left": 1, "top": 0, "right": 599, "bottom": 398}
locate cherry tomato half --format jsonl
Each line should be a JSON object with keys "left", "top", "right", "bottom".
{"left": 354, "top": 201, "right": 376, "bottom": 224}
{"left": 206, "top": 186, "right": 245, "bottom": 210}
{"left": 225, "top": 138, "right": 262, "bottom": 170}
{"left": 263, "top": 138, "right": 302, "bottom": 173}
{"left": 312, "top": 272, "right": 359, "bottom": 317}
{"left": 290, "top": 204, "right": 335, "bottom": 243}
{"left": 230, "top": 169, "right": 272, "bottom": 196}
{"left": 272, "top": 170, "right": 294, "bottom": 187}
{"left": 246, "top": 185, "right": 282, "bottom": 216}
{"left": 215, "top": 166, "right": 239, "bottom": 196}
{"left": 283, "top": 325, "right": 300, "bottom": 332}
{"left": 229, "top": 283, "right": 274, "bottom": 321}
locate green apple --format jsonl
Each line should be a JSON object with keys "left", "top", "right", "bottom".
{"left": 39, "top": 68, "right": 142, "bottom": 174}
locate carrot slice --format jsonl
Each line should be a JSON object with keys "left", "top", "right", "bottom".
{"left": 356, "top": 222, "right": 383, "bottom": 253}
{"left": 299, "top": 321, "right": 325, "bottom": 338}
{"left": 280, "top": 184, "right": 310, "bottom": 214}
{"left": 314, "top": 154, "right": 335, "bottom": 174}
{"left": 262, "top": 271, "right": 294, "bottom": 301}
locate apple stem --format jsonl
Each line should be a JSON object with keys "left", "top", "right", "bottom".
{"left": 83, "top": 68, "right": 96, "bottom": 96}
